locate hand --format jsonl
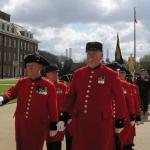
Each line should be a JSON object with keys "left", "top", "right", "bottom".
{"left": 115, "top": 128, "right": 124, "bottom": 134}
{"left": 57, "top": 121, "right": 66, "bottom": 131}
{"left": 67, "top": 119, "right": 72, "bottom": 125}
{"left": 131, "top": 121, "right": 135, "bottom": 126}
{"left": 49, "top": 130, "right": 57, "bottom": 137}
{"left": 0, "top": 96, "right": 4, "bottom": 106}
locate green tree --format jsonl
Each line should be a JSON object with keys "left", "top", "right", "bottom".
{"left": 140, "top": 54, "right": 150, "bottom": 73}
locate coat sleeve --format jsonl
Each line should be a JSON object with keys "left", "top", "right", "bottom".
{"left": 1, "top": 79, "right": 21, "bottom": 104}
{"left": 111, "top": 72, "right": 126, "bottom": 128}
{"left": 126, "top": 83, "right": 136, "bottom": 120}
{"left": 47, "top": 83, "right": 58, "bottom": 123}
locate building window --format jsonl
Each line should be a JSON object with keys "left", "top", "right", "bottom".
{"left": 4, "top": 36, "right": 7, "bottom": 47}
{"left": 9, "top": 38, "right": 11, "bottom": 47}
{"left": 9, "top": 53, "right": 11, "bottom": 62}
{"left": 14, "top": 39, "right": 16, "bottom": 48}
{"left": 4, "top": 52, "right": 6, "bottom": 62}
{"left": 20, "top": 54, "right": 23, "bottom": 62}
{"left": 8, "top": 66, "right": 11, "bottom": 76}
{"left": 30, "top": 45, "right": 33, "bottom": 51}
{"left": 24, "top": 42, "right": 26, "bottom": 50}
{"left": 28, "top": 43, "right": 30, "bottom": 50}
{"left": 14, "top": 53, "right": 16, "bottom": 60}
{"left": 3, "top": 66, "right": 6, "bottom": 76}
{"left": 7, "top": 24, "right": 10, "bottom": 32}
{"left": 12, "top": 27, "right": 15, "bottom": 33}
{"left": 0, "top": 35, "right": 2, "bottom": 46}
{"left": 2, "top": 23, "right": 5, "bottom": 30}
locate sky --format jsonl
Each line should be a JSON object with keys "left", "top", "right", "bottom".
{"left": 0, "top": 0, "right": 150, "bottom": 62}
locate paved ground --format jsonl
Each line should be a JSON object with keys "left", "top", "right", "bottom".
{"left": 0, "top": 103, "right": 150, "bottom": 150}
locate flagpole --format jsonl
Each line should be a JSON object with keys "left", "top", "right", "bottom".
{"left": 134, "top": 7, "right": 136, "bottom": 62}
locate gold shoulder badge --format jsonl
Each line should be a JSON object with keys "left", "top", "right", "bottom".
{"left": 98, "top": 75, "right": 105, "bottom": 84}
{"left": 36, "top": 86, "right": 48, "bottom": 95}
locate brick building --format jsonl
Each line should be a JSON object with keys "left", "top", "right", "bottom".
{"left": 0, "top": 10, "right": 39, "bottom": 78}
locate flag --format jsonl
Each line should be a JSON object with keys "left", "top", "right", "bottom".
{"left": 134, "top": 7, "right": 137, "bottom": 24}
{"left": 115, "top": 33, "right": 124, "bottom": 64}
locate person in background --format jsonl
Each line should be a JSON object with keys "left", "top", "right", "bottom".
{"left": 126, "top": 73, "right": 142, "bottom": 149}
{"left": 60, "top": 74, "right": 73, "bottom": 150}
{"left": 136, "top": 69, "right": 150, "bottom": 115}
{"left": 118, "top": 66, "right": 136, "bottom": 150}
{"left": 106, "top": 63, "right": 135, "bottom": 150}
{"left": 45, "top": 64, "right": 67, "bottom": 150}
{"left": 60, "top": 74, "right": 72, "bottom": 89}
{"left": 57, "top": 42, "right": 126, "bottom": 150}
{"left": 0, "top": 53, "right": 58, "bottom": 150}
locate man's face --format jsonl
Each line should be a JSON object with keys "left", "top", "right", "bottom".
{"left": 119, "top": 71, "right": 126, "bottom": 80}
{"left": 140, "top": 71, "right": 146, "bottom": 78}
{"left": 46, "top": 71, "right": 58, "bottom": 83}
{"left": 26, "top": 63, "right": 42, "bottom": 78}
{"left": 87, "top": 51, "right": 103, "bottom": 68}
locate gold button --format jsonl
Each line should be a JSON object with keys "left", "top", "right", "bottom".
{"left": 84, "top": 105, "right": 87, "bottom": 108}
{"left": 26, "top": 116, "right": 28, "bottom": 118}
{"left": 90, "top": 75, "right": 93, "bottom": 78}
{"left": 84, "top": 110, "right": 87, "bottom": 114}
{"left": 87, "top": 90, "right": 90, "bottom": 93}
{"left": 27, "top": 103, "right": 30, "bottom": 106}
{"left": 29, "top": 95, "right": 32, "bottom": 98}
{"left": 91, "top": 71, "right": 94, "bottom": 74}
{"left": 89, "top": 80, "right": 92, "bottom": 83}
{"left": 85, "top": 95, "right": 89, "bottom": 98}
{"left": 88, "top": 85, "right": 91, "bottom": 88}
{"left": 85, "top": 100, "right": 88, "bottom": 103}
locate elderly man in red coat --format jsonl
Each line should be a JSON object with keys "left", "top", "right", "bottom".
{"left": 118, "top": 66, "right": 136, "bottom": 150}
{"left": 0, "top": 53, "right": 58, "bottom": 150}
{"left": 45, "top": 64, "right": 67, "bottom": 150}
{"left": 126, "top": 74, "right": 142, "bottom": 149}
{"left": 106, "top": 63, "right": 136, "bottom": 150}
{"left": 57, "top": 42, "right": 127, "bottom": 150}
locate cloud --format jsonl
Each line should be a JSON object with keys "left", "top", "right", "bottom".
{"left": 0, "top": 0, "right": 150, "bottom": 62}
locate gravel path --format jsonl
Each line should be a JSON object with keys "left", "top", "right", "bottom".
{"left": 0, "top": 103, "right": 150, "bottom": 150}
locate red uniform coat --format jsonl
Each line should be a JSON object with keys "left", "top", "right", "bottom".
{"left": 63, "top": 64, "right": 126, "bottom": 150}
{"left": 4, "top": 77, "right": 58, "bottom": 150}
{"left": 126, "top": 83, "right": 141, "bottom": 144}
{"left": 47, "top": 81, "right": 67, "bottom": 143}
{"left": 118, "top": 80, "right": 135, "bottom": 147}
{"left": 132, "top": 84, "right": 141, "bottom": 117}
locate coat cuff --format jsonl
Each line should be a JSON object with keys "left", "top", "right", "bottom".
{"left": 0, "top": 94, "right": 9, "bottom": 105}
{"left": 115, "top": 118, "right": 124, "bottom": 128}
{"left": 49, "top": 122, "right": 57, "bottom": 130}
{"left": 130, "top": 114, "right": 136, "bottom": 121}
{"left": 136, "top": 115, "right": 141, "bottom": 122}
{"left": 59, "top": 112, "right": 71, "bottom": 124}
